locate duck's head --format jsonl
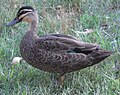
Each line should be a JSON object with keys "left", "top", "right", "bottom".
{"left": 7, "top": 6, "right": 38, "bottom": 26}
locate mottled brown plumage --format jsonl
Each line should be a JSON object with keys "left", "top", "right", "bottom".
{"left": 7, "top": 6, "right": 113, "bottom": 84}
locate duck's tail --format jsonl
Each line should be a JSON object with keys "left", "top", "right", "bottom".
{"left": 87, "top": 49, "right": 114, "bottom": 66}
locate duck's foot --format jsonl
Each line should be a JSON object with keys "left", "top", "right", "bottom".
{"left": 52, "top": 75, "right": 65, "bottom": 86}
{"left": 58, "top": 75, "right": 65, "bottom": 85}
{"left": 52, "top": 79, "right": 59, "bottom": 86}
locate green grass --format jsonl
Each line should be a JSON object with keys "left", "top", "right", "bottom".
{"left": 0, "top": 0, "right": 120, "bottom": 95}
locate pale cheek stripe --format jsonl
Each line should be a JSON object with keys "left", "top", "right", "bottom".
{"left": 19, "top": 12, "right": 32, "bottom": 19}
{"left": 19, "top": 9, "right": 33, "bottom": 14}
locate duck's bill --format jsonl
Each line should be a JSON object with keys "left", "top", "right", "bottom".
{"left": 6, "top": 18, "right": 21, "bottom": 27}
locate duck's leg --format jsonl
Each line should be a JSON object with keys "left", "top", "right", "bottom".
{"left": 58, "top": 75, "right": 65, "bottom": 85}
{"left": 52, "top": 74, "right": 65, "bottom": 86}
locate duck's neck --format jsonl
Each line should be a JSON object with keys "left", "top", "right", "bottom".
{"left": 28, "top": 20, "right": 39, "bottom": 38}
{"left": 29, "top": 20, "right": 38, "bottom": 32}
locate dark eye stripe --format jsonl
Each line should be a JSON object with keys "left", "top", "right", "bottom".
{"left": 17, "top": 10, "right": 32, "bottom": 17}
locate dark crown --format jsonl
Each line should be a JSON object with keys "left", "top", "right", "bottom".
{"left": 17, "top": 6, "right": 35, "bottom": 17}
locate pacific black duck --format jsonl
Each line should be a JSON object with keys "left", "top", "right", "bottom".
{"left": 7, "top": 6, "right": 113, "bottom": 85}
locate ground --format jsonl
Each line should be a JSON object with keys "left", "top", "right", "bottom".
{"left": 0, "top": 0, "right": 120, "bottom": 95}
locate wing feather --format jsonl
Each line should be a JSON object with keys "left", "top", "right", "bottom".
{"left": 36, "top": 34, "right": 99, "bottom": 54}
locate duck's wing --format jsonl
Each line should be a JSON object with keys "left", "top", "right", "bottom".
{"left": 35, "top": 34, "right": 112, "bottom": 75}
{"left": 36, "top": 34, "right": 99, "bottom": 54}
{"left": 35, "top": 37, "right": 71, "bottom": 52}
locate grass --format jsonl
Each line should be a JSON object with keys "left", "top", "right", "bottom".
{"left": 0, "top": 0, "right": 120, "bottom": 95}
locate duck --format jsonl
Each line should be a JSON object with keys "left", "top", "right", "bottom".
{"left": 7, "top": 6, "right": 113, "bottom": 85}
